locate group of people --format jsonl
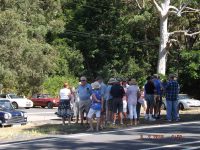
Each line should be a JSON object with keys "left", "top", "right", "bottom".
{"left": 56, "top": 74, "right": 179, "bottom": 132}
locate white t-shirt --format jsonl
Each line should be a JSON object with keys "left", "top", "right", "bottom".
{"left": 59, "top": 88, "right": 71, "bottom": 100}
{"left": 127, "top": 85, "right": 139, "bottom": 105}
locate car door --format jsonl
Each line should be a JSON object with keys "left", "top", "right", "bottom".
{"left": 32, "top": 94, "right": 44, "bottom": 106}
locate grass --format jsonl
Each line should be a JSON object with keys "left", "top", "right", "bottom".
{"left": 0, "top": 108, "right": 200, "bottom": 142}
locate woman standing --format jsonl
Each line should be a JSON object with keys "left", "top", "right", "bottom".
{"left": 58, "top": 82, "right": 72, "bottom": 125}
{"left": 127, "top": 79, "right": 140, "bottom": 125}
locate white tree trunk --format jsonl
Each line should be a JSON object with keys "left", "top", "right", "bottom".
{"left": 156, "top": 0, "right": 170, "bottom": 75}
{"left": 157, "top": 16, "right": 168, "bottom": 75}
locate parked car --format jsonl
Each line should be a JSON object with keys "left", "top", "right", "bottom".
{"left": 0, "top": 94, "right": 33, "bottom": 109}
{"left": 0, "top": 99, "right": 27, "bottom": 127}
{"left": 31, "top": 94, "right": 59, "bottom": 109}
{"left": 161, "top": 94, "right": 200, "bottom": 110}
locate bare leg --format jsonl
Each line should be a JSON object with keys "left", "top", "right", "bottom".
{"left": 113, "top": 113, "right": 116, "bottom": 124}
{"left": 118, "top": 112, "right": 123, "bottom": 124}
{"left": 68, "top": 116, "right": 71, "bottom": 125}
{"left": 81, "top": 112, "right": 84, "bottom": 125}
{"left": 87, "top": 118, "right": 94, "bottom": 131}
{"left": 96, "top": 118, "right": 100, "bottom": 131}
{"left": 62, "top": 117, "right": 66, "bottom": 125}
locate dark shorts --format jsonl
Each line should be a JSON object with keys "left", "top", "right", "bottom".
{"left": 145, "top": 94, "right": 155, "bottom": 107}
{"left": 112, "top": 98, "right": 123, "bottom": 113}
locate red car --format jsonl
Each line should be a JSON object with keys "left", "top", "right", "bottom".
{"left": 31, "top": 94, "right": 59, "bottom": 109}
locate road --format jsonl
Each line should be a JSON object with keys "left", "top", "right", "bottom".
{"left": 0, "top": 121, "right": 200, "bottom": 150}
{"left": 19, "top": 107, "right": 60, "bottom": 122}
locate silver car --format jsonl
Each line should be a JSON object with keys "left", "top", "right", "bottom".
{"left": 161, "top": 94, "right": 200, "bottom": 110}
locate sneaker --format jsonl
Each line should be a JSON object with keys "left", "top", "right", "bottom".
{"left": 112, "top": 122, "right": 116, "bottom": 125}
{"left": 167, "top": 119, "right": 172, "bottom": 122}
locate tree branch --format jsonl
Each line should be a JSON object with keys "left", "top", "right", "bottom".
{"left": 184, "top": 7, "right": 200, "bottom": 12}
{"left": 152, "top": 0, "right": 162, "bottom": 13}
{"left": 182, "top": 10, "right": 200, "bottom": 14}
{"left": 135, "top": 0, "right": 142, "bottom": 9}
{"left": 168, "top": 6, "right": 179, "bottom": 12}
{"left": 169, "top": 30, "right": 200, "bottom": 37}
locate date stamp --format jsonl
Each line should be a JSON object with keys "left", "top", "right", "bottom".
{"left": 139, "top": 134, "right": 183, "bottom": 140}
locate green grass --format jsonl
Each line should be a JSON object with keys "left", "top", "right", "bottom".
{"left": 1, "top": 109, "right": 200, "bottom": 142}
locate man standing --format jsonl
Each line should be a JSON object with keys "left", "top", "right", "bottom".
{"left": 152, "top": 74, "right": 162, "bottom": 119}
{"left": 77, "top": 76, "right": 92, "bottom": 125}
{"left": 110, "top": 79, "right": 125, "bottom": 125}
{"left": 144, "top": 76, "right": 156, "bottom": 121}
{"left": 165, "top": 74, "right": 179, "bottom": 121}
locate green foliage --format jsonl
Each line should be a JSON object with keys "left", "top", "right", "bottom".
{"left": 43, "top": 75, "right": 78, "bottom": 96}
{"left": 0, "top": 0, "right": 199, "bottom": 98}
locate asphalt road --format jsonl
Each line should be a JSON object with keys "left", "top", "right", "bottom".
{"left": 19, "top": 107, "right": 59, "bottom": 122}
{"left": 0, "top": 121, "right": 200, "bottom": 150}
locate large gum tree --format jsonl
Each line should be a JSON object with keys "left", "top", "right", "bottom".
{"left": 151, "top": 0, "right": 200, "bottom": 75}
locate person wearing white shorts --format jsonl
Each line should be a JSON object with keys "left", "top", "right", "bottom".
{"left": 87, "top": 108, "right": 101, "bottom": 119}
{"left": 87, "top": 81, "right": 103, "bottom": 132}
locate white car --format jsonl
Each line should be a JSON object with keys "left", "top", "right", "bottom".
{"left": 0, "top": 94, "right": 33, "bottom": 109}
{"left": 162, "top": 94, "right": 200, "bottom": 110}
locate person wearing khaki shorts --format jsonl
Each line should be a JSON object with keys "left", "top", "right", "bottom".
{"left": 77, "top": 76, "right": 92, "bottom": 125}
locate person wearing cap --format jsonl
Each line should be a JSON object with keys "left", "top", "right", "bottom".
{"left": 165, "top": 74, "right": 179, "bottom": 121}
{"left": 58, "top": 82, "right": 72, "bottom": 125}
{"left": 77, "top": 76, "right": 92, "bottom": 125}
{"left": 110, "top": 78, "right": 125, "bottom": 125}
{"left": 87, "top": 81, "right": 103, "bottom": 132}
{"left": 127, "top": 79, "right": 140, "bottom": 125}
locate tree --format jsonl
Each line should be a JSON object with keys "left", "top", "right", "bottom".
{"left": 152, "top": 0, "right": 200, "bottom": 75}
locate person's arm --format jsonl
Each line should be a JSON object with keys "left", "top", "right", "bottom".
{"left": 92, "top": 93, "right": 101, "bottom": 103}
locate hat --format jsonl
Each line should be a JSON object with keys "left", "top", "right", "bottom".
{"left": 80, "top": 76, "right": 87, "bottom": 81}
{"left": 129, "top": 78, "right": 137, "bottom": 85}
{"left": 91, "top": 81, "right": 101, "bottom": 89}
{"left": 108, "top": 78, "right": 117, "bottom": 84}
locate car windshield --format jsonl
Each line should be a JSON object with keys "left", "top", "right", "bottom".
{"left": 0, "top": 101, "right": 13, "bottom": 110}
{"left": 179, "top": 95, "right": 190, "bottom": 99}
{"left": 9, "top": 94, "right": 22, "bottom": 99}
{"left": 43, "top": 94, "right": 52, "bottom": 98}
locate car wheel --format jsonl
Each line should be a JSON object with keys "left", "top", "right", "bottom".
{"left": 179, "top": 103, "right": 184, "bottom": 110}
{"left": 41, "top": 106, "right": 46, "bottom": 108}
{"left": 12, "top": 102, "right": 18, "bottom": 109}
{"left": 47, "top": 102, "right": 53, "bottom": 109}
{"left": 161, "top": 102, "right": 166, "bottom": 110}
{"left": 25, "top": 107, "right": 30, "bottom": 109}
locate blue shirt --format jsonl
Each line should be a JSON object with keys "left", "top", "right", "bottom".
{"left": 100, "top": 82, "right": 107, "bottom": 100}
{"left": 92, "top": 89, "right": 102, "bottom": 103}
{"left": 77, "top": 84, "right": 92, "bottom": 101}
{"left": 165, "top": 80, "right": 179, "bottom": 101}
{"left": 153, "top": 79, "right": 162, "bottom": 95}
